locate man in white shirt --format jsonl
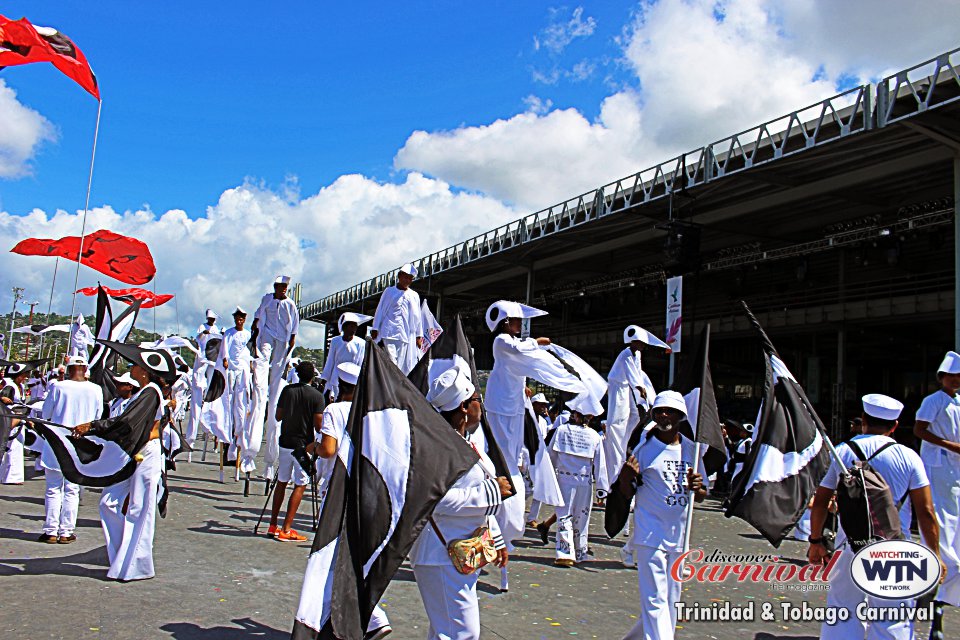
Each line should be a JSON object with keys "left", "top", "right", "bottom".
{"left": 187, "top": 309, "right": 221, "bottom": 446}
{"left": 320, "top": 312, "right": 371, "bottom": 400}
{"left": 253, "top": 275, "right": 300, "bottom": 478}
{"left": 371, "top": 263, "right": 423, "bottom": 375}
{"left": 219, "top": 306, "right": 252, "bottom": 460}
{"left": 810, "top": 393, "right": 943, "bottom": 640}
{"left": 39, "top": 355, "right": 104, "bottom": 544}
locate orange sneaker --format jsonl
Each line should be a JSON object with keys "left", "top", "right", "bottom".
{"left": 276, "top": 528, "right": 307, "bottom": 542}
{"left": 266, "top": 525, "right": 279, "bottom": 537}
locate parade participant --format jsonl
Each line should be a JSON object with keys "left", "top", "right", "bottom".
{"left": 72, "top": 343, "right": 179, "bottom": 581}
{"left": 186, "top": 309, "right": 221, "bottom": 446}
{"left": 68, "top": 314, "right": 94, "bottom": 358}
{"left": 914, "top": 351, "right": 960, "bottom": 610}
{"left": 811, "top": 394, "right": 943, "bottom": 640}
{"left": 268, "top": 360, "right": 322, "bottom": 542}
{"left": 526, "top": 392, "right": 551, "bottom": 527}
{"left": 39, "top": 356, "right": 103, "bottom": 543}
{"left": 412, "top": 365, "right": 509, "bottom": 640}
{"left": 253, "top": 276, "right": 300, "bottom": 479}
{"left": 371, "top": 263, "right": 424, "bottom": 374}
{"left": 604, "top": 325, "right": 665, "bottom": 489}
{"left": 219, "top": 306, "right": 252, "bottom": 461}
{"left": 0, "top": 362, "right": 35, "bottom": 484}
{"left": 483, "top": 300, "right": 584, "bottom": 589}
{"left": 730, "top": 422, "right": 754, "bottom": 482}
{"left": 108, "top": 371, "right": 140, "bottom": 417}
{"left": 618, "top": 391, "right": 706, "bottom": 640}
{"left": 549, "top": 398, "right": 607, "bottom": 567}
{"left": 26, "top": 371, "right": 47, "bottom": 402}
{"left": 239, "top": 344, "right": 269, "bottom": 474}
{"left": 319, "top": 312, "right": 371, "bottom": 398}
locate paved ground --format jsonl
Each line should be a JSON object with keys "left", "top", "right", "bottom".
{"left": 0, "top": 443, "right": 953, "bottom": 639}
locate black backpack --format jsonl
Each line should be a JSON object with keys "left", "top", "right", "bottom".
{"left": 835, "top": 440, "right": 907, "bottom": 551}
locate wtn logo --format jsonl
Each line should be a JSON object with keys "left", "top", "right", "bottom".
{"left": 860, "top": 558, "right": 927, "bottom": 582}
{"left": 851, "top": 540, "right": 940, "bottom": 600}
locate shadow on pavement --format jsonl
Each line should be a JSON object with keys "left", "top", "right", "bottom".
{"left": 160, "top": 617, "right": 287, "bottom": 639}
{"left": 754, "top": 635, "right": 818, "bottom": 640}
{"left": 0, "top": 545, "right": 110, "bottom": 579}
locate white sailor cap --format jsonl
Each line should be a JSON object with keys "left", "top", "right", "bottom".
{"left": 399, "top": 262, "right": 419, "bottom": 278}
{"left": 485, "top": 300, "right": 548, "bottom": 332}
{"left": 275, "top": 275, "right": 292, "bottom": 285}
{"left": 938, "top": 351, "right": 960, "bottom": 375}
{"left": 531, "top": 393, "right": 548, "bottom": 404}
{"left": 232, "top": 306, "right": 247, "bottom": 316}
{"left": 205, "top": 309, "right": 218, "bottom": 320}
{"left": 115, "top": 371, "right": 141, "bottom": 388}
{"left": 862, "top": 394, "right": 904, "bottom": 421}
{"left": 426, "top": 366, "right": 476, "bottom": 412}
{"left": 66, "top": 355, "right": 88, "bottom": 368}
{"left": 336, "top": 362, "right": 361, "bottom": 386}
{"left": 623, "top": 325, "right": 669, "bottom": 348}
{"left": 338, "top": 312, "right": 373, "bottom": 333}
{"left": 651, "top": 390, "right": 688, "bottom": 417}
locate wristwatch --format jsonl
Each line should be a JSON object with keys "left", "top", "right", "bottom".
{"left": 808, "top": 537, "right": 824, "bottom": 545}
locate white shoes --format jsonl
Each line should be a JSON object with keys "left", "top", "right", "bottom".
{"left": 619, "top": 546, "right": 637, "bottom": 568}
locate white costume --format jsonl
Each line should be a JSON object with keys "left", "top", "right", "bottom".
{"left": 917, "top": 365, "right": 960, "bottom": 607}
{"left": 372, "top": 266, "right": 423, "bottom": 374}
{"left": 219, "top": 323, "right": 252, "bottom": 459}
{"left": 187, "top": 317, "right": 220, "bottom": 445}
{"left": 549, "top": 419, "right": 607, "bottom": 564}
{"left": 624, "top": 416, "right": 707, "bottom": 640}
{"left": 69, "top": 315, "right": 94, "bottom": 358}
{"left": 526, "top": 408, "right": 551, "bottom": 522}
{"left": 41, "top": 378, "right": 104, "bottom": 538}
{"left": 0, "top": 377, "right": 26, "bottom": 484}
{"left": 321, "top": 337, "right": 365, "bottom": 399}
{"left": 239, "top": 347, "right": 269, "bottom": 473}
{"left": 255, "top": 281, "right": 300, "bottom": 477}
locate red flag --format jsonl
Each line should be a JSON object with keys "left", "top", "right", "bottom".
{"left": 12, "top": 229, "right": 156, "bottom": 285}
{"left": 75, "top": 286, "right": 173, "bottom": 309}
{"left": 0, "top": 14, "right": 99, "bottom": 100}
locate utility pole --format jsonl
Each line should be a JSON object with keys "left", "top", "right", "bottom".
{"left": 24, "top": 300, "right": 38, "bottom": 358}
{"left": 7, "top": 286, "right": 23, "bottom": 358}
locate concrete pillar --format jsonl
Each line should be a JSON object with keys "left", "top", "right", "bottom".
{"left": 955, "top": 155, "right": 960, "bottom": 348}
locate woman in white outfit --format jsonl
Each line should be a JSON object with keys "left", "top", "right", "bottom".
{"left": 412, "top": 365, "right": 510, "bottom": 640}
{"left": 0, "top": 364, "right": 32, "bottom": 484}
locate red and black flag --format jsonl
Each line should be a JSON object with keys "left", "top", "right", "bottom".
{"left": 0, "top": 14, "right": 99, "bottom": 99}
{"left": 76, "top": 286, "right": 173, "bottom": 309}
{"left": 12, "top": 229, "right": 156, "bottom": 285}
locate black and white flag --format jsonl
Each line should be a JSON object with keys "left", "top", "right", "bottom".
{"left": 676, "top": 325, "right": 728, "bottom": 477}
{"left": 292, "top": 338, "right": 479, "bottom": 640}
{"left": 89, "top": 286, "right": 143, "bottom": 402}
{"left": 724, "top": 302, "right": 831, "bottom": 546}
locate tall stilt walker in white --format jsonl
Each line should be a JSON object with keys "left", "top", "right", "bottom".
{"left": 371, "top": 263, "right": 423, "bottom": 375}
{"left": 218, "top": 307, "right": 252, "bottom": 462}
{"left": 187, "top": 309, "right": 220, "bottom": 447}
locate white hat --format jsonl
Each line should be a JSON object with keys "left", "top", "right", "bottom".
{"left": 938, "top": 351, "right": 960, "bottom": 375}
{"left": 115, "top": 371, "right": 141, "bottom": 388}
{"left": 566, "top": 393, "right": 604, "bottom": 417}
{"left": 862, "top": 393, "right": 904, "bottom": 421}
{"left": 336, "top": 362, "right": 361, "bottom": 386}
{"left": 275, "top": 275, "right": 292, "bottom": 285}
{"left": 233, "top": 306, "right": 247, "bottom": 316}
{"left": 289, "top": 357, "right": 301, "bottom": 366}
{"left": 66, "top": 355, "right": 88, "bottom": 368}
{"left": 651, "top": 390, "right": 688, "bottom": 416}
{"left": 75, "top": 313, "right": 85, "bottom": 324}
{"left": 426, "top": 366, "right": 476, "bottom": 412}
{"left": 338, "top": 312, "right": 374, "bottom": 333}
{"left": 399, "top": 262, "right": 419, "bottom": 278}
{"left": 485, "top": 300, "right": 548, "bottom": 332}
{"left": 205, "top": 309, "right": 218, "bottom": 320}
{"left": 623, "top": 325, "right": 669, "bottom": 348}
{"left": 531, "top": 393, "right": 548, "bottom": 404}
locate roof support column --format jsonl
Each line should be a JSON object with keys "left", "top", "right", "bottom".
{"left": 955, "top": 155, "right": 960, "bottom": 348}
{"left": 522, "top": 266, "right": 535, "bottom": 338}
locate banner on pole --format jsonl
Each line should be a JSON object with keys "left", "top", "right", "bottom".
{"left": 665, "top": 275, "right": 683, "bottom": 353}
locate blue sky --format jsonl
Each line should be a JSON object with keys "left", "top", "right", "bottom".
{"left": 0, "top": 1, "right": 637, "bottom": 217}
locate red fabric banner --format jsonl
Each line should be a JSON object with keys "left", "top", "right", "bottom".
{"left": 0, "top": 14, "right": 99, "bottom": 100}
{"left": 12, "top": 229, "right": 156, "bottom": 285}
{"left": 75, "top": 286, "right": 173, "bottom": 309}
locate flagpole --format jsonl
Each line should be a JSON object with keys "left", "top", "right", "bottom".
{"left": 68, "top": 99, "right": 103, "bottom": 351}
{"left": 681, "top": 440, "right": 702, "bottom": 554}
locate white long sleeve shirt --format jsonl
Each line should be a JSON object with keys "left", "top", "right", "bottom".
{"left": 255, "top": 293, "right": 300, "bottom": 343}
{"left": 319, "top": 335, "right": 365, "bottom": 395}
{"left": 219, "top": 327, "right": 252, "bottom": 368}
{"left": 372, "top": 286, "right": 422, "bottom": 342}
{"left": 484, "top": 334, "right": 584, "bottom": 416}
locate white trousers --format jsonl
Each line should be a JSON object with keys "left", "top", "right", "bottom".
{"left": 414, "top": 563, "right": 480, "bottom": 640}
{"left": 43, "top": 469, "right": 80, "bottom": 537}
{"left": 260, "top": 338, "right": 288, "bottom": 473}
{"left": 487, "top": 411, "right": 525, "bottom": 550}
{"left": 528, "top": 499, "right": 544, "bottom": 522}
{"left": 380, "top": 337, "right": 418, "bottom": 375}
{"left": 930, "top": 462, "right": 960, "bottom": 606}
{"left": 821, "top": 548, "right": 914, "bottom": 639}
{"left": 0, "top": 433, "right": 24, "bottom": 484}
{"left": 186, "top": 365, "right": 209, "bottom": 444}
{"left": 225, "top": 367, "right": 248, "bottom": 459}
{"left": 367, "top": 604, "right": 390, "bottom": 634}
{"left": 622, "top": 545, "right": 682, "bottom": 640}
{"left": 556, "top": 481, "right": 592, "bottom": 563}
{"left": 100, "top": 439, "right": 162, "bottom": 581}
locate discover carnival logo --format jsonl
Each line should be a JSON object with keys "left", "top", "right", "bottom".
{"left": 850, "top": 539, "right": 941, "bottom": 599}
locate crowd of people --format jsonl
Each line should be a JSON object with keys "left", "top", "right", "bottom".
{"left": 1, "top": 262, "right": 959, "bottom": 640}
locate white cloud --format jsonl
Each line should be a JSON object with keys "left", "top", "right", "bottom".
{"left": 0, "top": 79, "right": 57, "bottom": 179}
{"left": 535, "top": 6, "right": 598, "bottom": 54}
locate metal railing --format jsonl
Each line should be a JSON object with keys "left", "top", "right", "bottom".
{"left": 301, "top": 45, "right": 960, "bottom": 322}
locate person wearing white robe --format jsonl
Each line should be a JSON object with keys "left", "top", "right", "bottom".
{"left": 109, "top": 372, "right": 140, "bottom": 418}
{"left": 526, "top": 393, "right": 552, "bottom": 526}
{"left": 239, "top": 344, "right": 270, "bottom": 474}
{"left": 187, "top": 309, "right": 220, "bottom": 446}
{"left": 482, "top": 300, "right": 584, "bottom": 589}
{"left": 0, "top": 366, "right": 31, "bottom": 484}
{"left": 39, "top": 356, "right": 103, "bottom": 543}
{"left": 371, "top": 263, "right": 423, "bottom": 375}
{"left": 320, "top": 312, "right": 370, "bottom": 399}
{"left": 68, "top": 314, "right": 94, "bottom": 358}
{"left": 219, "top": 307, "right": 252, "bottom": 461}
{"left": 914, "top": 350, "right": 960, "bottom": 609}
{"left": 549, "top": 402, "right": 607, "bottom": 567}
{"left": 411, "top": 365, "right": 509, "bottom": 640}
{"left": 253, "top": 276, "right": 299, "bottom": 478}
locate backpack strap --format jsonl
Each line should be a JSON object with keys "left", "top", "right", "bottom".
{"left": 845, "top": 439, "right": 897, "bottom": 463}
{"left": 866, "top": 441, "right": 898, "bottom": 462}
